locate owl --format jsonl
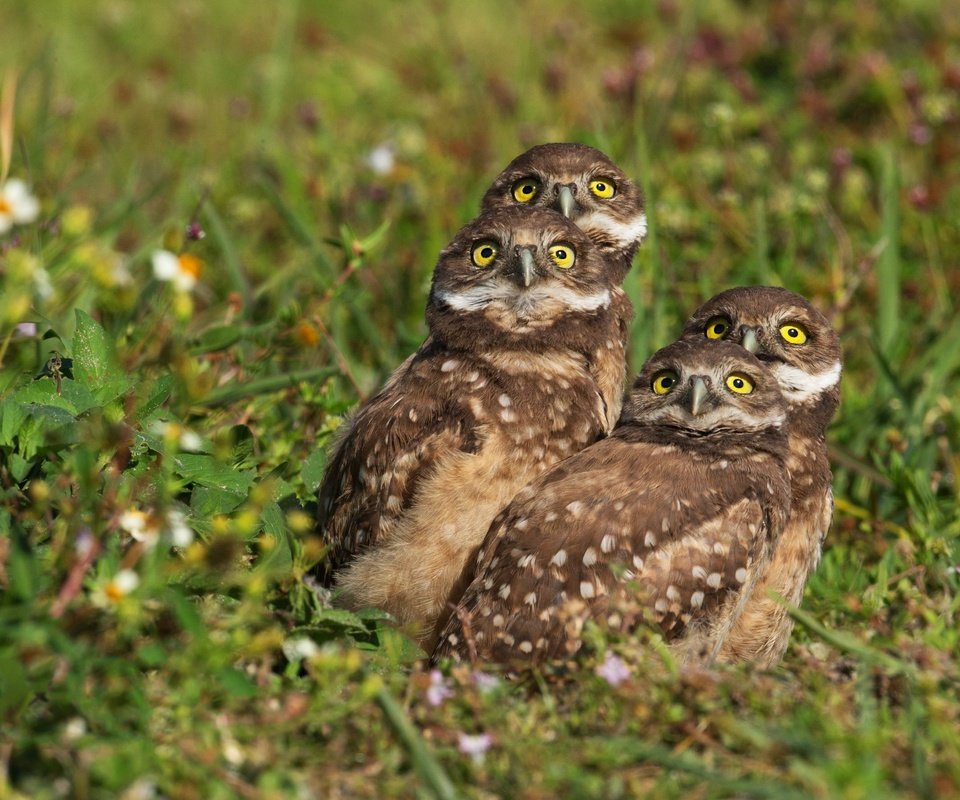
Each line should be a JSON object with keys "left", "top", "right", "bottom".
{"left": 680, "top": 286, "right": 842, "bottom": 666}
{"left": 481, "top": 143, "right": 647, "bottom": 429}
{"left": 316, "top": 206, "right": 620, "bottom": 651}
{"left": 433, "top": 339, "right": 791, "bottom": 666}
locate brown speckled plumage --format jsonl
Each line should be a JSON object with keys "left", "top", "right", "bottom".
{"left": 680, "top": 286, "right": 842, "bottom": 666}
{"left": 433, "top": 340, "right": 791, "bottom": 666}
{"left": 316, "top": 206, "right": 622, "bottom": 650}
{"left": 481, "top": 143, "right": 646, "bottom": 428}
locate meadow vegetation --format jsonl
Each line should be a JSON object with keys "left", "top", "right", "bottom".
{"left": 1, "top": 1, "right": 958, "bottom": 797}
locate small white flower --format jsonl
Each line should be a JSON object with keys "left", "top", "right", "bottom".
{"left": 63, "top": 717, "right": 87, "bottom": 741}
{"left": 178, "top": 430, "right": 202, "bottom": 452}
{"left": 151, "top": 249, "right": 201, "bottom": 292}
{"left": 166, "top": 509, "right": 194, "bottom": 547}
{"left": 15, "top": 322, "right": 37, "bottom": 337}
{"left": 457, "top": 732, "right": 493, "bottom": 763}
{"left": 366, "top": 143, "right": 395, "bottom": 176}
{"left": 282, "top": 637, "right": 320, "bottom": 662}
{"left": 33, "top": 268, "right": 53, "bottom": 299}
{"left": 120, "top": 508, "right": 160, "bottom": 548}
{"left": 150, "top": 420, "right": 203, "bottom": 452}
{"left": 0, "top": 178, "right": 40, "bottom": 234}
{"left": 92, "top": 569, "right": 140, "bottom": 606}
{"left": 111, "top": 259, "right": 133, "bottom": 287}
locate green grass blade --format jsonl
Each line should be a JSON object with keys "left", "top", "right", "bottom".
{"left": 375, "top": 686, "right": 460, "bottom": 800}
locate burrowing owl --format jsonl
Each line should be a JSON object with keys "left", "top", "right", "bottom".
{"left": 481, "top": 143, "right": 646, "bottom": 428}
{"left": 433, "top": 339, "right": 791, "bottom": 665}
{"left": 680, "top": 286, "right": 842, "bottom": 666}
{"left": 316, "top": 206, "right": 621, "bottom": 650}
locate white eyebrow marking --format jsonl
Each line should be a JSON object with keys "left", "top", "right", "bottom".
{"left": 771, "top": 361, "right": 842, "bottom": 403}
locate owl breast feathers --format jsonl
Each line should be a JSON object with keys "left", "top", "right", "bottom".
{"left": 680, "top": 285, "right": 842, "bottom": 666}
{"left": 316, "top": 205, "right": 623, "bottom": 651}
{"left": 433, "top": 339, "right": 792, "bottom": 666}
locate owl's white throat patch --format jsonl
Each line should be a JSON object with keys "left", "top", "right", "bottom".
{"left": 577, "top": 210, "right": 648, "bottom": 248}
{"left": 437, "top": 284, "right": 611, "bottom": 315}
{"left": 646, "top": 404, "right": 786, "bottom": 433}
{"left": 771, "top": 361, "right": 841, "bottom": 404}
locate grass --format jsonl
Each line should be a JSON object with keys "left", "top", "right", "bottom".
{"left": 1, "top": 0, "right": 959, "bottom": 797}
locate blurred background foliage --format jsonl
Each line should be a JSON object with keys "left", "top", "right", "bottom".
{"left": 0, "top": 0, "right": 958, "bottom": 797}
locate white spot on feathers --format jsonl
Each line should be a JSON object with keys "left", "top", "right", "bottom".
{"left": 707, "top": 573, "right": 722, "bottom": 589}
{"left": 441, "top": 359, "right": 458, "bottom": 372}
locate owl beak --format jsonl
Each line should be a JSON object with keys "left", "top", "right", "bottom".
{"left": 741, "top": 327, "right": 760, "bottom": 354}
{"left": 557, "top": 185, "right": 577, "bottom": 218}
{"left": 688, "top": 376, "right": 709, "bottom": 417}
{"left": 517, "top": 248, "right": 537, "bottom": 288}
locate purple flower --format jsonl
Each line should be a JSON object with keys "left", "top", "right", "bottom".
{"left": 185, "top": 221, "right": 206, "bottom": 241}
{"left": 595, "top": 652, "right": 631, "bottom": 687}
{"left": 425, "top": 669, "right": 454, "bottom": 707}
{"left": 457, "top": 732, "right": 493, "bottom": 763}
{"left": 471, "top": 670, "right": 500, "bottom": 693}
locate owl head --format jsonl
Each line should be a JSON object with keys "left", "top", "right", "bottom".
{"left": 426, "top": 206, "right": 616, "bottom": 354}
{"left": 481, "top": 143, "right": 646, "bottom": 281}
{"left": 679, "top": 286, "right": 842, "bottom": 432}
{"left": 621, "top": 339, "right": 788, "bottom": 451}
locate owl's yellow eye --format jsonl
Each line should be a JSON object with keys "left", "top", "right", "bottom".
{"left": 471, "top": 241, "right": 498, "bottom": 268}
{"left": 705, "top": 316, "right": 731, "bottom": 340}
{"left": 589, "top": 179, "right": 616, "bottom": 199}
{"left": 548, "top": 244, "right": 576, "bottom": 269}
{"left": 779, "top": 323, "right": 808, "bottom": 345}
{"left": 512, "top": 179, "right": 540, "bottom": 203}
{"left": 725, "top": 373, "right": 754, "bottom": 394}
{"left": 652, "top": 370, "right": 678, "bottom": 395}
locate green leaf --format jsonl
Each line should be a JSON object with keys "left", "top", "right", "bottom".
{"left": 0, "top": 400, "right": 27, "bottom": 446}
{"left": 0, "top": 652, "right": 32, "bottom": 718}
{"left": 7, "top": 453, "right": 32, "bottom": 482}
{"left": 217, "top": 666, "right": 258, "bottom": 697}
{"left": 72, "top": 309, "right": 132, "bottom": 405}
{"left": 135, "top": 374, "right": 175, "bottom": 422}
{"left": 7, "top": 536, "right": 40, "bottom": 601}
{"left": 190, "top": 485, "right": 246, "bottom": 516}
{"left": 136, "top": 641, "right": 168, "bottom": 667}
{"left": 302, "top": 448, "right": 326, "bottom": 494}
{"left": 12, "top": 378, "right": 95, "bottom": 416}
{"left": 257, "top": 502, "right": 293, "bottom": 573}
{"left": 192, "top": 324, "right": 244, "bottom": 353}
{"left": 172, "top": 453, "right": 255, "bottom": 494}
{"left": 165, "top": 589, "right": 205, "bottom": 638}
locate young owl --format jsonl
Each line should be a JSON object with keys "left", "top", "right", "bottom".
{"left": 481, "top": 143, "right": 647, "bottom": 429}
{"left": 680, "top": 286, "right": 842, "bottom": 666}
{"left": 316, "top": 206, "right": 620, "bottom": 650}
{"left": 433, "top": 340, "right": 791, "bottom": 666}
